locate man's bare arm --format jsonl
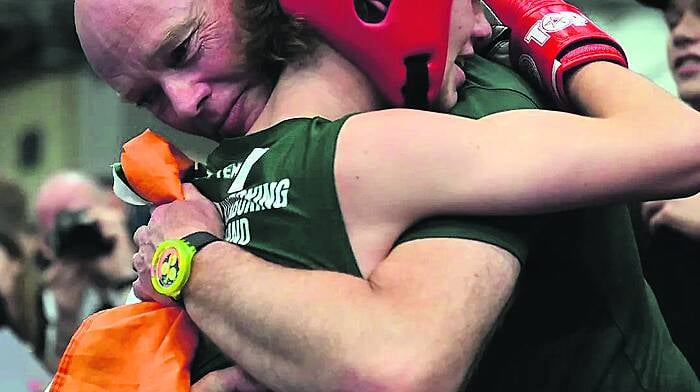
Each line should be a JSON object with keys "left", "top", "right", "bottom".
{"left": 336, "top": 63, "right": 700, "bottom": 231}
{"left": 184, "top": 238, "right": 519, "bottom": 392}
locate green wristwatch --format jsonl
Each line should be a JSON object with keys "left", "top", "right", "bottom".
{"left": 150, "top": 231, "right": 222, "bottom": 300}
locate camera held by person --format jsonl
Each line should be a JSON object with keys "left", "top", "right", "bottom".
{"left": 34, "top": 172, "right": 137, "bottom": 370}
{"left": 49, "top": 209, "right": 116, "bottom": 262}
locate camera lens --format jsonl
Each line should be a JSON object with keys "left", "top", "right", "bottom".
{"left": 51, "top": 210, "right": 115, "bottom": 261}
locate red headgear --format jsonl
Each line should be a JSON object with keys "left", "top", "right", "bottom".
{"left": 279, "top": 0, "right": 453, "bottom": 108}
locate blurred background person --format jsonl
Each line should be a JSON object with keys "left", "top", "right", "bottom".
{"left": 632, "top": 0, "right": 700, "bottom": 375}
{"left": 0, "top": 178, "right": 51, "bottom": 391}
{"left": 0, "top": 180, "right": 30, "bottom": 334}
{"left": 664, "top": 0, "right": 700, "bottom": 109}
{"left": 0, "top": 224, "right": 25, "bottom": 333}
{"left": 34, "top": 171, "right": 136, "bottom": 370}
{"left": 0, "top": 178, "right": 45, "bottom": 355}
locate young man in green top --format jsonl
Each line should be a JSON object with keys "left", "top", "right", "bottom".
{"left": 75, "top": 0, "right": 700, "bottom": 390}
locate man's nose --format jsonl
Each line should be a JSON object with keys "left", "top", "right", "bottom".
{"left": 672, "top": 8, "right": 700, "bottom": 47}
{"left": 673, "top": 33, "right": 697, "bottom": 50}
{"left": 473, "top": 5, "right": 493, "bottom": 40}
{"left": 160, "top": 74, "right": 212, "bottom": 119}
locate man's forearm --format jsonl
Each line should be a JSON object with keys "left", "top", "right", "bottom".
{"left": 184, "top": 242, "right": 380, "bottom": 392}
{"left": 569, "top": 62, "right": 697, "bottom": 125}
{"left": 184, "top": 239, "right": 519, "bottom": 392}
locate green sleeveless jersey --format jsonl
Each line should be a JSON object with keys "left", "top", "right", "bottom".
{"left": 190, "top": 55, "right": 699, "bottom": 391}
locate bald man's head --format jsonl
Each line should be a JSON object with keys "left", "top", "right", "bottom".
{"left": 35, "top": 172, "right": 104, "bottom": 230}
{"left": 74, "top": 0, "right": 274, "bottom": 139}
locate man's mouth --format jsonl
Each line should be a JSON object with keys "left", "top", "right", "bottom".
{"left": 674, "top": 54, "right": 700, "bottom": 78}
{"left": 216, "top": 89, "right": 247, "bottom": 138}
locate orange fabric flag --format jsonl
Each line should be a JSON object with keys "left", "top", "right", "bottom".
{"left": 50, "top": 131, "right": 202, "bottom": 391}
{"left": 120, "top": 129, "right": 194, "bottom": 205}
{"left": 49, "top": 302, "right": 198, "bottom": 392}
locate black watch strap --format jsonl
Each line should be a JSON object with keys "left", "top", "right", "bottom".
{"left": 181, "top": 231, "right": 224, "bottom": 252}
{"left": 174, "top": 232, "right": 222, "bottom": 306}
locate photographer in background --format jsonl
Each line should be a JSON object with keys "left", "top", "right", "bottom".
{"left": 34, "top": 172, "right": 136, "bottom": 370}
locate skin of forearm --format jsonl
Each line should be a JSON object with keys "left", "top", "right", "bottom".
{"left": 185, "top": 250, "right": 384, "bottom": 392}
{"left": 184, "top": 240, "right": 519, "bottom": 392}
{"left": 566, "top": 62, "right": 700, "bottom": 200}
{"left": 569, "top": 62, "right": 697, "bottom": 123}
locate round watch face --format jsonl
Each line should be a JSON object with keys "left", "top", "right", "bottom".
{"left": 150, "top": 239, "right": 196, "bottom": 298}
{"left": 153, "top": 247, "right": 181, "bottom": 290}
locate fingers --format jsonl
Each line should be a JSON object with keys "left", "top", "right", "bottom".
{"left": 149, "top": 204, "right": 166, "bottom": 224}
{"left": 648, "top": 212, "right": 664, "bottom": 235}
{"left": 182, "top": 183, "right": 206, "bottom": 201}
{"left": 133, "top": 225, "right": 149, "bottom": 245}
{"left": 131, "top": 238, "right": 155, "bottom": 283}
{"left": 131, "top": 277, "right": 153, "bottom": 302}
{"left": 641, "top": 200, "right": 665, "bottom": 224}
{"left": 191, "top": 367, "right": 267, "bottom": 392}
{"left": 132, "top": 226, "right": 155, "bottom": 276}
{"left": 131, "top": 275, "right": 178, "bottom": 307}
{"left": 132, "top": 250, "right": 147, "bottom": 275}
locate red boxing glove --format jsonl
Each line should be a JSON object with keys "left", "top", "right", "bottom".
{"left": 482, "top": 0, "right": 627, "bottom": 108}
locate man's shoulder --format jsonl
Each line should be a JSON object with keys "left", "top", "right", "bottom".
{"left": 454, "top": 55, "right": 552, "bottom": 117}
{"left": 458, "top": 55, "right": 543, "bottom": 98}
{"left": 206, "top": 116, "right": 349, "bottom": 168}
